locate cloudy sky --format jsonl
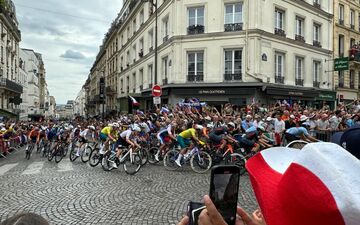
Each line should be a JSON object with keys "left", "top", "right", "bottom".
{"left": 13, "top": 0, "right": 123, "bottom": 104}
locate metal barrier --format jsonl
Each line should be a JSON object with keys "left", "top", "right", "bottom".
{"left": 315, "top": 130, "right": 336, "bottom": 142}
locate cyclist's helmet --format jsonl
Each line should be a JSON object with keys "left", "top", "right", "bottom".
{"left": 132, "top": 125, "right": 141, "bottom": 132}
{"left": 195, "top": 124, "right": 204, "bottom": 130}
{"left": 227, "top": 122, "right": 236, "bottom": 128}
{"left": 88, "top": 125, "right": 96, "bottom": 131}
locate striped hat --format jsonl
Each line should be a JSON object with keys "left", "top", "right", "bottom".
{"left": 246, "top": 143, "right": 360, "bottom": 225}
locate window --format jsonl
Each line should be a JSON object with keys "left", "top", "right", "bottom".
{"left": 313, "top": 23, "right": 321, "bottom": 42}
{"left": 162, "top": 16, "right": 169, "bottom": 39}
{"left": 133, "top": 19, "right": 137, "bottom": 34}
{"left": 295, "top": 16, "right": 304, "bottom": 36}
{"left": 350, "top": 70, "right": 355, "bottom": 88}
{"left": 225, "top": 3, "right": 242, "bottom": 24}
{"left": 224, "top": 49, "right": 242, "bottom": 81}
{"left": 126, "top": 50, "right": 130, "bottom": 65}
{"left": 350, "top": 10, "right": 355, "bottom": 28}
{"left": 148, "top": 29, "right": 154, "bottom": 50}
{"left": 132, "top": 72, "right": 136, "bottom": 90}
{"left": 148, "top": 64, "right": 153, "bottom": 86}
{"left": 351, "top": 38, "right": 356, "bottom": 48}
{"left": 275, "top": 53, "right": 284, "bottom": 83}
{"left": 188, "top": 7, "right": 204, "bottom": 26}
{"left": 127, "top": 26, "right": 131, "bottom": 40}
{"left": 313, "top": 61, "right": 320, "bottom": 83}
{"left": 139, "top": 38, "right": 144, "bottom": 57}
{"left": 132, "top": 44, "right": 137, "bottom": 61}
{"left": 339, "top": 35, "right": 344, "bottom": 56}
{"left": 139, "top": 69, "right": 144, "bottom": 88}
{"left": 358, "top": 72, "right": 360, "bottom": 89}
{"left": 140, "top": 9, "right": 144, "bottom": 25}
{"left": 162, "top": 56, "right": 168, "bottom": 82}
{"left": 120, "top": 56, "right": 124, "bottom": 70}
{"left": 120, "top": 79, "right": 123, "bottom": 92}
{"left": 121, "top": 34, "right": 124, "bottom": 46}
{"left": 295, "top": 57, "right": 303, "bottom": 79}
{"left": 187, "top": 52, "right": 204, "bottom": 82}
{"left": 275, "top": 9, "right": 284, "bottom": 30}
{"left": 338, "top": 71, "right": 344, "bottom": 87}
{"left": 339, "top": 4, "right": 344, "bottom": 24}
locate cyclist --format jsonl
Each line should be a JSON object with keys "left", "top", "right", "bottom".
{"left": 113, "top": 124, "right": 142, "bottom": 169}
{"left": 99, "top": 123, "right": 118, "bottom": 155}
{"left": 27, "top": 127, "right": 40, "bottom": 153}
{"left": 174, "top": 124, "right": 204, "bottom": 167}
{"left": 208, "top": 122, "right": 238, "bottom": 152}
{"left": 285, "top": 122, "right": 319, "bottom": 143}
{"left": 155, "top": 121, "right": 177, "bottom": 161}
{"left": 76, "top": 125, "right": 96, "bottom": 157}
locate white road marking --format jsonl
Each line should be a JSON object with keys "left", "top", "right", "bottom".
{"left": 57, "top": 159, "right": 73, "bottom": 172}
{"left": 22, "top": 162, "right": 45, "bottom": 175}
{"left": 0, "top": 163, "right": 19, "bottom": 176}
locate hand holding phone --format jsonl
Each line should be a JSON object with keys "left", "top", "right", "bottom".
{"left": 209, "top": 165, "right": 241, "bottom": 225}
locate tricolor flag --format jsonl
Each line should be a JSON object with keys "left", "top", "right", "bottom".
{"left": 160, "top": 107, "right": 170, "bottom": 114}
{"left": 246, "top": 143, "right": 360, "bottom": 225}
{"left": 129, "top": 96, "right": 140, "bottom": 106}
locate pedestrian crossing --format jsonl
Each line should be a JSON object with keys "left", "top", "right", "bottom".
{"left": 0, "top": 159, "right": 75, "bottom": 176}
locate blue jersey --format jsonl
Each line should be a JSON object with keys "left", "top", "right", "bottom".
{"left": 286, "top": 127, "right": 309, "bottom": 137}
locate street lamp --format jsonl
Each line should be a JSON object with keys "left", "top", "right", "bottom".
{"left": 142, "top": 0, "right": 158, "bottom": 86}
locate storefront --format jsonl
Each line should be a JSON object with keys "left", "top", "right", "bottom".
{"left": 316, "top": 91, "right": 337, "bottom": 109}
{"left": 263, "top": 86, "right": 320, "bottom": 106}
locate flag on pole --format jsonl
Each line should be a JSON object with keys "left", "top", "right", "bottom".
{"left": 129, "top": 96, "right": 140, "bottom": 106}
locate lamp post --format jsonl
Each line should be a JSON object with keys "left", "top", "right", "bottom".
{"left": 142, "top": 0, "right": 158, "bottom": 86}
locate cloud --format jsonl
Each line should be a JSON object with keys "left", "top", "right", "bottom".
{"left": 60, "top": 49, "right": 86, "bottom": 60}
{"left": 13, "top": 0, "right": 123, "bottom": 103}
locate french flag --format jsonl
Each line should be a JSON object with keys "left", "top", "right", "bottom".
{"left": 246, "top": 143, "right": 360, "bottom": 225}
{"left": 129, "top": 96, "right": 140, "bottom": 106}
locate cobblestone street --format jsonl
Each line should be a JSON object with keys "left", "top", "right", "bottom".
{"left": 0, "top": 150, "right": 258, "bottom": 225}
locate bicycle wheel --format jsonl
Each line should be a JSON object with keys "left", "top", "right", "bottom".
{"left": 63, "top": 144, "right": 69, "bottom": 157}
{"left": 47, "top": 148, "right": 54, "bottom": 161}
{"left": 286, "top": 140, "right": 309, "bottom": 150}
{"left": 101, "top": 151, "right": 115, "bottom": 171}
{"left": 81, "top": 147, "right": 92, "bottom": 163}
{"left": 163, "top": 149, "right": 179, "bottom": 171}
{"left": 25, "top": 146, "right": 32, "bottom": 160}
{"left": 148, "top": 147, "right": 159, "bottom": 164}
{"left": 190, "top": 151, "right": 212, "bottom": 173}
{"left": 225, "top": 153, "right": 247, "bottom": 175}
{"left": 55, "top": 148, "right": 64, "bottom": 163}
{"left": 123, "top": 152, "right": 142, "bottom": 175}
{"left": 89, "top": 148, "right": 101, "bottom": 167}
{"left": 138, "top": 148, "right": 148, "bottom": 166}
{"left": 69, "top": 147, "right": 78, "bottom": 162}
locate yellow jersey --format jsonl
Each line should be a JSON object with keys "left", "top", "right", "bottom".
{"left": 179, "top": 128, "right": 196, "bottom": 139}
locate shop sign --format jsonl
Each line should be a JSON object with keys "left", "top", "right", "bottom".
{"left": 334, "top": 57, "right": 349, "bottom": 71}
{"left": 318, "top": 93, "right": 336, "bottom": 100}
{"left": 198, "top": 90, "right": 226, "bottom": 95}
{"left": 288, "top": 91, "right": 304, "bottom": 96}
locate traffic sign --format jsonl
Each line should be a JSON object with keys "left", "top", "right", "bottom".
{"left": 153, "top": 97, "right": 161, "bottom": 105}
{"left": 152, "top": 85, "right": 162, "bottom": 97}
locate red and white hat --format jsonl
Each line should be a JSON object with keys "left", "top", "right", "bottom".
{"left": 246, "top": 143, "right": 360, "bottom": 225}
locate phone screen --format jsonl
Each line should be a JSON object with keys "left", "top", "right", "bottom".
{"left": 210, "top": 167, "right": 240, "bottom": 225}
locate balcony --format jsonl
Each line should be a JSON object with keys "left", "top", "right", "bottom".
{"left": 275, "top": 76, "right": 284, "bottom": 84}
{"left": 187, "top": 74, "right": 204, "bottom": 82}
{"left": 339, "top": 19, "right": 344, "bottom": 25}
{"left": 351, "top": 24, "right": 355, "bottom": 30}
{"left": 0, "top": 78, "right": 23, "bottom": 93}
{"left": 149, "top": 46, "right": 153, "bottom": 52}
{"left": 274, "top": 28, "right": 286, "bottom": 37}
{"left": 224, "top": 73, "right": 242, "bottom": 82}
{"left": 313, "top": 81, "right": 320, "bottom": 88}
{"left": 224, "top": 23, "right": 243, "bottom": 32}
{"left": 350, "top": 82, "right": 355, "bottom": 89}
{"left": 295, "top": 79, "right": 304, "bottom": 86}
{"left": 163, "top": 35, "right": 169, "bottom": 43}
{"left": 106, "top": 86, "right": 116, "bottom": 96}
{"left": 187, "top": 25, "right": 205, "bottom": 35}
{"left": 313, "top": 40, "right": 322, "bottom": 48}
{"left": 295, "top": 34, "right": 305, "bottom": 43}
{"left": 139, "top": 85, "right": 143, "bottom": 90}
{"left": 138, "top": 50, "right": 143, "bottom": 58}
{"left": 313, "top": 2, "right": 321, "bottom": 9}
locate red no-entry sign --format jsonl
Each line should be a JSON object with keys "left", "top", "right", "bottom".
{"left": 152, "top": 85, "right": 162, "bottom": 97}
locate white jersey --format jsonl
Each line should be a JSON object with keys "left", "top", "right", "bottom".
{"left": 120, "top": 129, "right": 132, "bottom": 139}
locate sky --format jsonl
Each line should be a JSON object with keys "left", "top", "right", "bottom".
{"left": 13, "top": 0, "right": 123, "bottom": 104}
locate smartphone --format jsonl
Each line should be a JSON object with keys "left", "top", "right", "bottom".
{"left": 187, "top": 201, "right": 205, "bottom": 225}
{"left": 209, "top": 165, "right": 241, "bottom": 225}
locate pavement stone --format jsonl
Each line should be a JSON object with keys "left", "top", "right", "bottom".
{"left": 0, "top": 149, "right": 258, "bottom": 224}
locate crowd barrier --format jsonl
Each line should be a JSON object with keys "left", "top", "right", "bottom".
{"left": 315, "top": 130, "right": 336, "bottom": 142}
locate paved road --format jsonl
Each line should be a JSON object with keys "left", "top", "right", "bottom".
{"left": 0, "top": 149, "right": 258, "bottom": 225}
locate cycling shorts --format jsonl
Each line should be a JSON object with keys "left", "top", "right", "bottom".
{"left": 99, "top": 133, "right": 108, "bottom": 141}
{"left": 208, "top": 133, "right": 224, "bottom": 145}
{"left": 115, "top": 137, "right": 129, "bottom": 148}
{"left": 177, "top": 135, "right": 190, "bottom": 148}
{"left": 157, "top": 133, "right": 171, "bottom": 145}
